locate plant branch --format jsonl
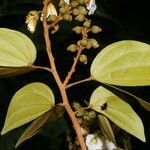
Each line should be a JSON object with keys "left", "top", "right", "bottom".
{"left": 67, "top": 76, "right": 94, "bottom": 89}
{"left": 32, "top": 65, "right": 52, "bottom": 73}
{"left": 42, "top": 1, "right": 87, "bottom": 149}
{"left": 63, "top": 46, "right": 83, "bottom": 86}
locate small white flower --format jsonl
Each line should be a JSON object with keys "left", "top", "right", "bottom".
{"left": 86, "top": 0, "right": 97, "bottom": 15}
{"left": 85, "top": 134, "right": 103, "bottom": 150}
{"left": 105, "top": 141, "right": 117, "bottom": 150}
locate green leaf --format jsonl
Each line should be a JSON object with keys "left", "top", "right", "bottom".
{"left": 15, "top": 105, "right": 65, "bottom": 148}
{"left": 106, "top": 84, "right": 150, "bottom": 111}
{"left": 1, "top": 82, "right": 54, "bottom": 135}
{"left": 91, "top": 40, "right": 150, "bottom": 86}
{"left": 89, "top": 86, "right": 146, "bottom": 142}
{"left": 98, "top": 114, "right": 116, "bottom": 144}
{"left": 0, "top": 28, "right": 37, "bottom": 76}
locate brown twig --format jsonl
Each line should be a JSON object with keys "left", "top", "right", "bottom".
{"left": 67, "top": 76, "right": 94, "bottom": 89}
{"left": 32, "top": 65, "right": 52, "bottom": 73}
{"left": 63, "top": 46, "right": 83, "bottom": 86}
{"left": 42, "top": 1, "right": 87, "bottom": 149}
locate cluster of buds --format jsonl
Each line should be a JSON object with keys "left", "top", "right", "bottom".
{"left": 67, "top": 18, "right": 101, "bottom": 64}
{"left": 25, "top": 0, "right": 99, "bottom": 34}
{"left": 71, "top": 102, "right": 117, "bottom": 150}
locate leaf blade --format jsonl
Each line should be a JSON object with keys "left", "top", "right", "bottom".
{"left": 105, "top": 84, "right": 150, "bottom": 111}
{"left": 98, "top": 114, "right": 116, "bottom": 144}
{"left": 15, "top": 105, "right": 65, "bottom": 148}
{"left": 1, "top": 82, "right": 55, "bottom": 135}
{"left": 89, "top": 86, "right": 146, "bottom": 142}
{"left": 91, "top": 40, "right": 150, "bottom": 86}
{"left": 0, "top": 28, "right": 37, "bottom": 76}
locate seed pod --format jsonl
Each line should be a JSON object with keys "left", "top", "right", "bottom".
{"left": 63, "top": 13, "right": 72, "bottom": 21}
{"left": 81, "top": 39, "right": 87, "bottom": 47}
{"left": 91, "top": 26, "right": 102, "bottom": 34}
{"left": 78, "top": 6, "right": 87, "bottom": 15}
{"left": 67, "top": 44, "right": 77, "bottom": 52}
{"left": 77, "top": 40, "right": 81, "bottom": 46}
{"left": 79, "top": 54, "right": 88, "bottom": 64}
{"left": 90, "top": 38, "right": 100, "bottom": 48}
{"left": 72, "top": 102, "right": 81, "bottom": 111}
{"left": 73, "top": 26, "right": 83, "bottom": 34}
{"left": 83, "top": 20, "right": 91, "bottom": 28}
{"left": 76, "top": 14, "right": 85, "bottom": 22}
{"left": 72, "top": 8, "right": 79, "bottom": 16}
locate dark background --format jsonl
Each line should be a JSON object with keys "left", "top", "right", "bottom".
{"left": 0, "top": 0, "right": 150, "bottom": 149}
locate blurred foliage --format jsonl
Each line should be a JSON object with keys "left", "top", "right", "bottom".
{"left": 0, "top": 0, "right": 150, "bottom": 149}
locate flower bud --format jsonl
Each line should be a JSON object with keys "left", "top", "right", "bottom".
{"left": 79, "top": 54, "right": 88, "bottom": 64}
{"left": 86, "top": 41, "right": 92, "bottom": 49}
{"left": 83, "top": 20, "right": 91, "bottom": 28}
{"left": 76, "top": 109, "right": 85, "bottom": 117}
{"left": 73, "top": 26, "right": 83, "bottom": 34}
{"left": 63, "top": 13, "right": 72, "bottom": 21}
{"left": 75, "top": 14, "right": 85, "bottom": 22}
{"left": 71, "top": 1, "right": 79, "bottom": 8}
{"left": 67, "top": 44, "right": 77, "bottom": 52}
{"left": 78, "top": 0, "right": 85, "bottom": 5}
{"left": 88, "top": 110, "right": 96, "bottom": 119}
{"left": 91, "top": 25, "right": 102, "bottom": 34}
{"left": 59, "top": 7, "right": 66, "bottom": 14}
{"left": 78, "top": 6, "right": 87, "bottom": 15}
{"left": 77, "top": 118, "right": 84, "bottom": 125}
{"left": 72, "top": 8, "right": 79, "bottom": 16}
{"left": 77, "top": 40, "right": 81, "bottom": 46}
{"left": 72, "top": 102, "right": 81, "bottom": 111}
{"left": 81, "top": 39, "right": 87, "bottom": 47}
{"left": 90, "top": 38, "right": 100, "bottom": 48}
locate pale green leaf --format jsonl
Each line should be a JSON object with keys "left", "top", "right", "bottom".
{"left": 91, "top": 40, "right": 150, "bottom": 86}
{"left": 0, "top": 28, "right": 37, "bottom": 76}
{"left": 106, "top": 84, "right": 150, "bottom": 111}
{"left": 89, "top": 86, "right": 146, "bottom": 142}
{"left": 1, "top": 82, "right": 55, "bottom": 135}
{"left": 15, "top": 105, "right": 65, "bottom": 148}
{"left": 98, "top": 114, "right": 116, "bottom": 144}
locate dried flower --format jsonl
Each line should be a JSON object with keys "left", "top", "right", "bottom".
{"left": 41, "top": 2, "right": 58, "bottom": 21}
{"left": 26, "top": 11, "right": 39, "bottom": 33}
